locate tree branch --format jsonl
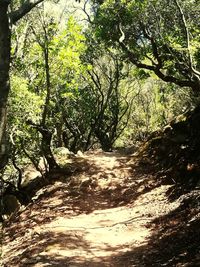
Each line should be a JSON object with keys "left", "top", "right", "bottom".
{"left": 154, "top": 67, "right": 195, "bottom": 88}
{"left": 9, "top": 0, "right": 44, "bottom": 24}
{"left": 119, "top": 41, "right": 156, "bottom": 71}
{"left": 174, "top": 0, "right": 200, "bottom": 78}
{"left": 119, "top": 41, "right": 198, "bottom": 90}
{"left": 141, "top": 24, "right": 162, "bottom": 68}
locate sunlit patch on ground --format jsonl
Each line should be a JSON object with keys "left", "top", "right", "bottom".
{"left": 2, "top": 151, "right": 183, "bottom": 266}
{"left": 34, "top": 184, "right": 180, "bottom": 261}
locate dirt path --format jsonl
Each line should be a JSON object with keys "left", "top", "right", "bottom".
{"left": 1, "top": 151, "right": 192, "bottom": 266}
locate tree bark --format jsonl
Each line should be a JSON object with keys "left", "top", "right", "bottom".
{"left": 40, "top": 127, "right": 60, "bottom": 172}
{"left": 0, "top": 1, "right": 11, "bottom": 169}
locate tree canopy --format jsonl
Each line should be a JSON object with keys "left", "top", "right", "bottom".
{"left": 0, "top": 0, "right": 199, "bottom": 199}
{"left": 92, "top": 0, "right": 200, "bottom": 92}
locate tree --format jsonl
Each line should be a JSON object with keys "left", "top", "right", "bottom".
{"left": 123, "top": 77, "right": 194, "bottom": 143}
{"left": 85, "top": 51, "right": 132, "bottom": 151}
{"left": 7, "top": 75, "right": 43, "bottom": 178}
{"left": 92, "top": 0, "right": 200, "bottom": 93}
{"left": 11, "top": 12, "right": 89, "bottom": 157}
{"left": 0, "top": 0, "right": 45, "bottom": 169}
{"left": 28, "top": 12, "right": 61, "bottom": 171}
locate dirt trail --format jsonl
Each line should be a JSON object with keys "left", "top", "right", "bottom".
{"left": 2, "top": 151, "right": 184, "bottom": 266}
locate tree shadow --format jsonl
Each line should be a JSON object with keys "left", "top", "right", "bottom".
{"left": 3, "top": 230, "right": 114, "bottom": 266}
{"left": 109, "top": 195, "right": 200, "bottom": 267}
{"left": 4, "top": 220, "right": 149, "bottom": 267}
{"left": 5, "top": 201, "right": 200, "bottom": 267}
{"left": 3, "top": 149, "right": 182, "bottom": 266}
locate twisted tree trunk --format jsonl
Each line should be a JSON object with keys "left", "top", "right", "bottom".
{"left": 0, "top": 1, "right": 11, "bottom": 169}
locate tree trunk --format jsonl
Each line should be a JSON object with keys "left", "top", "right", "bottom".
{"left": 40, "top": 127, "right": 60, "bottom": 172}
{"left": 0, "top": 2, "right": 11, "bottom": 169}
{"left": 56, "top": 121, "right": 64, "bottom": 147}
{"left": 42, "top": 47, "right": 51, "bottom": 126}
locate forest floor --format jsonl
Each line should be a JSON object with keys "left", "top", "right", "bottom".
{"left": 1, "top": 149, "right": 200, "bottom": 267}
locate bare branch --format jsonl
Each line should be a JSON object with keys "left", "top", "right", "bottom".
{"left": 82, "top": 0, "right": 92, "bottom": 24}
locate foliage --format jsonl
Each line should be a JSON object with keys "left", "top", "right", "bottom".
{"left": 119, "top": 78, "right": 194, "bottom": 146}
{"left": 8, "top": 75, "right": 43, "bottom": 162}
{"left": 5, "top": 0, "right": 200, "bottom": 173}
{"left": 9, "top": 76, "right": 42, "bottom": 130}
{"left": 92, "top": 0, "right": 200, "bottom": 92}
{"left": 10, "top": 13, "right": 90, "bottom": 159}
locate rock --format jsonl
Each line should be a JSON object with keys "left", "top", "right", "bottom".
{"left": 80, "top": 178, "right": 92, "bottom": 188}
{"left": 76, "top": 150, "right": 84, "bottom": 157}
{"left": 54, "top": 147, "right": 74, "bottom": 156}
{"left": 38, "top": 157, "right": 48, "bottom": 171}
{"left": 22, "top": 169, "right": 42, "bottom": 187}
